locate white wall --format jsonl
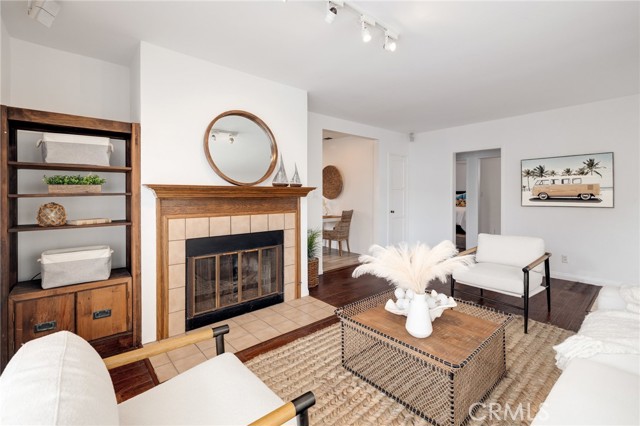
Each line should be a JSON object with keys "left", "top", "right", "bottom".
{"left": 8, "top": 38, "right": 130, "bottom": 121}
{"left": 308, "top": 113, "right": 410, "bottom": 273}
{"left": 139, "top": 42, "right": 308, "bottom": 342}
{"left": 323, "top": 136, "right": 375, "bottom": 255}
{"left": 455, "top": 161, "right": 466, "bottom": 192}
{"left": 0, "top": 17, "right": 10, "bottom": 104}
{"left": 478, "top": 156, "right": 501, "bottom": 235}
{"left": 455, "top": 149, "right": 501, "bottom": 247}
{"left": 409, "top": 95, "right": 640, "bottom": 286}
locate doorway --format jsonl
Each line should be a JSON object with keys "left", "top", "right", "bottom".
{"left": 322, "top": 130, "right": 375, "bottom": 272}
{"left": 454, "top": 149, "right": 501, "bottom": 249}
{"left": 388, "top": 154, "right": 407, "bottom": 245}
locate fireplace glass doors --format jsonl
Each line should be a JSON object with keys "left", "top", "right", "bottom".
{"left": 186, "top": 231, "right": 283, "bottom": 330}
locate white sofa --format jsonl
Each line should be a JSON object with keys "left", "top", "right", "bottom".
{"left": 0, "top": 328, "right": 313, "bottom": 425}
{"left": 532, "top": 286, "right": 640, "bottom": 426}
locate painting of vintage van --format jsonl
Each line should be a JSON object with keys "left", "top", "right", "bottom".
{"left": 521, "top": 152, "right": 613, "bottom": 208}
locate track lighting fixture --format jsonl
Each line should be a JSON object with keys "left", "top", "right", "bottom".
{"left": 383, "top": 30, "right": 398, "bottom": 52}
{"left": 360, "top": 15, "right": 375, "bottom": 43}
{"left": 211, "top": 130, "right": 238, "bottom": 144}
{"left": 325, "top": 1, "right": 343, "bottom": 24}
{"left": 27, "top": 0, "right": 61, "bottom": 28}
{"left": 319, "top": 1, "right": 399, "bottom": 52}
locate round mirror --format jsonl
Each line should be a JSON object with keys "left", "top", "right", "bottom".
{"left": 204, "top": 110, "right": 278, "bottom": 186}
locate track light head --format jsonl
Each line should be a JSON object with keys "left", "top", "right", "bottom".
{"left": 383, "top": 30, "right": 398, "bottom": 52}
{"left": 27, "top": 0, "right": 61, "bottom": 28}
{"left": 325, "top": 2, "right": 338, "bottom": 24}
{"left": 360, "top": 15, "right": 375, "bottom": 43}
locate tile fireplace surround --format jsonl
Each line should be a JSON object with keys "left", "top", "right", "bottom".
{"left": 146, "top": 185, "right": 314, "bottom": 340}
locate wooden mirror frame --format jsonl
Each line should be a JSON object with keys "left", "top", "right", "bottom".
{"left": 204, "top": 110, "right": 278, "bottom": 186}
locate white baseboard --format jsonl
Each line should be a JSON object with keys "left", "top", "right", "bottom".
{"left": 551, "top": 271, "right": 623, "bottom": 287}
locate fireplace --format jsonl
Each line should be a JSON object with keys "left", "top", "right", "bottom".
{"left": 185, "top": 231, "right": 284, "bottom": 331}
{"left": 145, "top": 184, "right": 314, "bottom": 339}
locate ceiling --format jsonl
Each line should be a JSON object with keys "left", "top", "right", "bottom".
{"left": 2, "top": 1, "right": 638, "bottom": 133}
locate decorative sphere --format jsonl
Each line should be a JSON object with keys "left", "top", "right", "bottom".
{"left": 37, "top": 202, "right": 67, "bottom": 227}
{"left": 405, "top": 289, "right": 415, "bottom": 300}
{"left": 394, "top": 288, "right": 405, "bottom": 300}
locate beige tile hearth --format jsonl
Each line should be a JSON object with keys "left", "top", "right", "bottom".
{"left": 149, "top": 296, "right": 336, "bottom": 383}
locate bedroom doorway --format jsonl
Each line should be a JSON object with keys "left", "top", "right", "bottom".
{"left": 454, "top": 149, "right": 501, "bottom": 249}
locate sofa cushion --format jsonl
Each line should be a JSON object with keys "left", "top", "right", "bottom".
{"left": 453, "top": 262, "right": 544, "bottom": 297}
{"left": 118, "top": 352, "right": 294, "bottom": 425}
{"left": 592, "top": 286, "right": 627, "bottom": 311}
{"left": 0, "top": 331, "right": 119, "bottom": 425}
{"left": 531, "top": 355, "right": 640, "bottom": 426}
{"left": 475, "top": 233, "right": 545, "bottom": 273}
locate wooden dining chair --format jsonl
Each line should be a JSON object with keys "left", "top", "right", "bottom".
{"left": 323, "top": 210, "right": 354, "bottom": 256}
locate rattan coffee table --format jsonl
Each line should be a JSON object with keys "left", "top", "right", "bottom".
{"left": 336, "top": 290, "right": 512, "bottom": 426}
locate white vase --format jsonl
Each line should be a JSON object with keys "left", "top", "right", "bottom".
{"left": 405, "top": 293, "right": 433, "bottom": 338}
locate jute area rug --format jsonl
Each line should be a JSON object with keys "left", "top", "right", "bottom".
{"left": 246, "top": 316, "right": 573, "bottom": 426}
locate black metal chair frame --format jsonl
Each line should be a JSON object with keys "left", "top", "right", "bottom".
{"left": 450, "top": 247, "right": 552, "bottom": 333}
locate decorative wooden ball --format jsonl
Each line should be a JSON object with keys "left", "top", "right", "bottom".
{"left": 37, "top": 202, "right": 67, "bottom": 227}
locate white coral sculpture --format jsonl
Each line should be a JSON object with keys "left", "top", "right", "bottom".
{"left": 352, "top": 240, "right": 474, "bottom": 295}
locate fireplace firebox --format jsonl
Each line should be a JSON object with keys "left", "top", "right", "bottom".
{"left": 185, "top": 231, "right": 284, "bottom": 331}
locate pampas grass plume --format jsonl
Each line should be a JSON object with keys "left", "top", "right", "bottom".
{"left": 352, "top": 241, "right": 473, "bottom": 294}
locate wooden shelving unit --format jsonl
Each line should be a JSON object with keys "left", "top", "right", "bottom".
{"left": 0, "top": 106, "right": 141, "bottom": 369}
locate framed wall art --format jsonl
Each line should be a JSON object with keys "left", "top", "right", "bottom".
{"left": 521, "top": 152, "right": 613, "bottom": 208}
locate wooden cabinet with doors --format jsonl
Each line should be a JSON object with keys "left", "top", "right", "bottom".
{"left": 8, "top": 270, "right": 132, "bottom": 354}
{"left": 0, "top": 106, "right": 141, "bottom": 369}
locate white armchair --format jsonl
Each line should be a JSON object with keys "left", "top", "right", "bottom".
{"left": 451, "top": 233, "right": 551, "bottom": 333}
{"left": 0, "top": 326, "right": 315, "bottom": 426}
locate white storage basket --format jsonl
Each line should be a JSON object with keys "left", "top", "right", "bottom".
{"left": 38, "top": 245, "right": 113, "bottom": 289}
{"left": 37, "top": 133, "right": 113, "bottom": 166}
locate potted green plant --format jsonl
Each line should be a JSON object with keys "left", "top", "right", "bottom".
{"left": 43, "top": 174, "right": 106, "bottom": 194}
{"left": 307, "top": 228, "right": 322, "bottom": 288}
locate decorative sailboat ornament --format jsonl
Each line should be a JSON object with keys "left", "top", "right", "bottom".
{"left": 290, "top": 163, "right": 302, "bottom": 187}
{"left": 272, "top": 154, "right": 289, "bottom": 187}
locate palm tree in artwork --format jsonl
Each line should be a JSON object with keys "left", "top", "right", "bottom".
{"left": 562, "top": 168, "right": 573, "bottom": 176}
{"left": 549, "top": 170, "right": 558, "bottom": 177}
{"left": 532, "top": 165, "right": 550, "bottom": 178}
{"left": 522, "top": 169, "right": 533, "bottom": 191}
{"left": 582, "top": 158, "right": 605, "bottom": 177}
{"left": 574, "top": 167, "right": 588, "bottom": 176}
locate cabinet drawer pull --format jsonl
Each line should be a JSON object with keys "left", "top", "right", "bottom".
{"left": 34, "top": 321, "right": 57, "bottom": 333}
{"left": 93, "top": 309, "right": 112, "bottom": 320}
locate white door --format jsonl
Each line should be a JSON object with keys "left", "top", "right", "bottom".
{"left": 388, "top": 155, "right": 407, "bottom": 244}
{"left": 479, "top": 156, "right": 501, "bottom": 235}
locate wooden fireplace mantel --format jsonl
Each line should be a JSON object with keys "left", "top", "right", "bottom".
{"left": 146, "top": 183, "right": 315, "bottom": 340}
{"left": 145, "top": 184, "right": 315, "bottom": 199}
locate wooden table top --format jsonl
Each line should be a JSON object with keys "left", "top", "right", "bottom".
{"left": 351, "top": 305, "right": 502, "bottom": 366}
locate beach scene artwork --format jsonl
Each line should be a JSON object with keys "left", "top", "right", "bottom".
{"left": 521, "top": 152, "right": 613, "bottom": 208}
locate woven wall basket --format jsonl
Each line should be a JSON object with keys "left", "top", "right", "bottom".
{"left": 37, "top": 202, "right": 67, "bottom": 227}
{"left": 322, "top": 165, "right": 343, "bottom": 199}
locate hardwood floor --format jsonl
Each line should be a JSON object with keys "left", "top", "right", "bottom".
{"left": 322, "top": 247, "right": 360, "bottom": 273}
{"left": 112, "top": 265, "right": 600, "bottom": 402}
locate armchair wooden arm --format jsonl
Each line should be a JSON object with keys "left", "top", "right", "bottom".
{"left": 457, "top": 246, "right": 477, "bottom": 257}
{"left": 103, "top": 325, "right": 230, "bottom": 370}
{"left": 522, "top": 252, "right": 552, "bottom": 273}
{"left": 249, "top": 391, "right": 316, "bottom": 426}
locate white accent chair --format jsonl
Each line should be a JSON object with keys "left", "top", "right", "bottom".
{"left": 451, "top": 233, "right": 551, "bottom": 333}
{"left": 0, "top": 327, "right": 314, "bottom": 426}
